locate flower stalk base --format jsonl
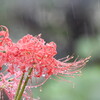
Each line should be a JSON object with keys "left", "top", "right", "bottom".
{"left": 15, "top": 68, "right": 33, "bottom": 100}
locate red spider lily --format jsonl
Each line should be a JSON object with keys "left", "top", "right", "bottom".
{"left": 0, "top": 25, "right": 90, "bottom": 100}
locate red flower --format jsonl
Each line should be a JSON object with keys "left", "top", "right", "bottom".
{"left": 0, "top": 25, "right": 90, "bottom": 85}
{"left": 0, "top": 25, "right": 90, "bottom": 100}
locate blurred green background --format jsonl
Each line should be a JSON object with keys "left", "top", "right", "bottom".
{"left": 0, "top": 0, "right": 100, "bottom": 100}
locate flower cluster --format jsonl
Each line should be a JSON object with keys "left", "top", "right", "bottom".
{"left": 0, "top": 25, "right": 90, "bottom": 100}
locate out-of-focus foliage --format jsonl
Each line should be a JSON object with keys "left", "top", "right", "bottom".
{"left": 76, "top": 35, "right": 100, "bottom": 64}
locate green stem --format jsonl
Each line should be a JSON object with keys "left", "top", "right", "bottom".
{"left": 14, "top": 72, "right": 25, "bottom": 100}
{"left": 16, "top": 68, "right": 33, "bottom": 100}
{"left": 0, "top": 51, "right": 6, "bottom": 53}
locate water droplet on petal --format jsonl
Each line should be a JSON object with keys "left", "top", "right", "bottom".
{"left": 40, "top": 87, "right": 42, "bottom": 92}
{"left": 73, "top": 83, "right": 75, "bottom": 88}
{"left": 35, "top": 86, "right": 37, "bottom": 88}
{"left": 42, "top": 74, "right": 45, "bottom": 77}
